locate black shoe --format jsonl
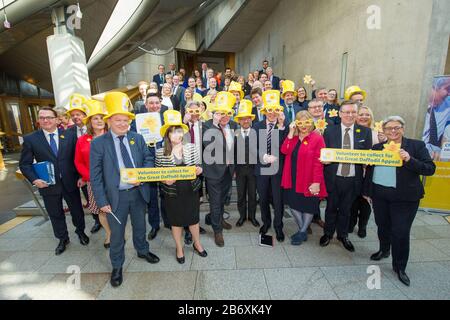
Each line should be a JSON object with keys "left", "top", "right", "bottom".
{"left": 138, "top": 252, "right": 160, "bottom": 264}
{"left": 176, "top": 250, "right": 185, "bottom": 264}
{"left": 110, "top": 268, "right": 123, "bottom": 287}
{"left": 236, "top": 217, "right": 245, "bottom": 227}
{"left": 259, "top": 225, "right": 269, "bottom": 235}
{"left": 55, "top": 239, "right": 70, "bottom": 255}
{"left": 77, "top": 232, "right": 90, "bottom": 246}
{"left": 276, "top": 230, "right": 285, "bottom": 242}
{"left": 90, "top": 222, "right": 102, "bottom": 234}
{"left": 148, "top": 227, "right": 160, "bottom": 240}
{"left": 357, "top": 229, "right": 367, "bottom": 238}
{"left": 370, "top": 250, "right": 390, "bottom": 261}
{"left": 199, "top": 227, "right": 206, "bottom": 234}
{"left": 205, "top": 213, "right": 212, "bottom": 226}
{"left": 320, "top": 234, "right": 331, "bottom": 247}
{"left": 103, "top": 241, "right": 110, "bottom": 249}
{"left": 193, "top": 243, "right": 208, "bottom": 257}
{"left": 348, "top": 226, "right": 355, "bottom": 234}
{"left": 249, "top": 218, "right": 260, "bottom": 227}
{"left": 337, "top": 237, "right": 355, "bottom": 252}
{"left": 184, "top": 231, "right": 193, "bottom": 245}
{"left": 397, "top": 270, "right": 410, "bottom": 286}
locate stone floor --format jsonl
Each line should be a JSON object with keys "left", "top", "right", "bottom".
{"left": 0, "top": 204, "right": 449, "bottom": 300}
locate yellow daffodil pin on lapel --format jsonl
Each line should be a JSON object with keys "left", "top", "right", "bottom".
{"left": 60, "top": 134, "right": 65, "bottom": 139}
{"left": 129, "top": 138, "right": 135, "bottom": 146}
{"left": 328, "top": 109, "right": 339, "bottom": 118}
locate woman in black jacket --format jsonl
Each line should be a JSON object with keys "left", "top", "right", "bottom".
{"left": 363, "top": 116, "right": 436, "bottom": 286}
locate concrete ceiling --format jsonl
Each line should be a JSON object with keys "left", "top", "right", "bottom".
{"left": 208, "top": 0, "right": 281, "bottom": 52}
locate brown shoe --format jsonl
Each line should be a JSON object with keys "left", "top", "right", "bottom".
{"left": 313, "top": 219, "right": 325, "bottom": 228}
{"left": 222, "top": 220, "right": 232, "bottom": 230}
{"left": 307, "top": 226, "right": 313, "bottom": 235}
{"left": 214, "top": 233, "right": 224, "bottom": 247}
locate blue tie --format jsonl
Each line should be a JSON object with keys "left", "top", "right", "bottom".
{"left": 49, "top": 133, "right": 58, "bottom": 156}
{"left": 118, "top": 136, "right": 135, "bottom": 168}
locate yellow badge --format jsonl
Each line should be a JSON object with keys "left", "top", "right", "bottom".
{"left": 130, "top": 139, "right": 135, "bottom": 145}
{"left": 356, "top": 129, "right": 361, "bottom": 133}
{"left": 304, "top": 141, "right": 308, "bottom": 146}
{"left": 60, "top": 135, "right": 65, "bottom": 139}
{"left": 328, "top": 109, "right": 338, "bottom": 118}
{"left": 383, "top": 141, "right": 401, "bottom": 152}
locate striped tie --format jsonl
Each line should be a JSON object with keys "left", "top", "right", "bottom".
{"left": 267, "top": 122, "right": 275, "bottom": 155}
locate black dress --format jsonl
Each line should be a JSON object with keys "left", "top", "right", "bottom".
{"left": 163, "top": 155, "right": 200, "bottom": 227}
{"left": 284, "top": 141, "right": 320, "bottom": 215}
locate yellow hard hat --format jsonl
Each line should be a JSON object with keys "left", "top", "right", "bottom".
{"left": 82, "top": 100, "right": 107, "bottom": 125}
{"left": 228, "top": 81, "right": 244, "bottom": 100}
{"left": 160, "top": 110, "right": 189, "bottom": 137}
{"left": 234, "top": 100, "right": 255, "bottom": 121}
{"left": 103, "top": 92, "right": 135, "bottom": 120}
{"left": 66, "top": 93, "right": 88, "bottom": 115}
{"left": 281, "top": 80, "right": 297, "bottom": 99}
{"left": 261, "top": 90, "right": 283, "bottom": 114}
{"left": 344, "top": 85, "right": 367, "bottom": 101}
{"left": 214, "top": 91, "right": 236, "bottom": 113}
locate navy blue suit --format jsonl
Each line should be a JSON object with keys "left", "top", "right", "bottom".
{"left": 323, "top": 103, "right": 341, "bottom": 125}
{"left": 271, "top": 76, "right": 281, "bottom": 90}
{"left": 252, "top": 120, "right": 288, "bottom": 233}
{"left": 282, "top": 101, "right": 302, "bottom": 123}
{"left": 19, "top": 128, "right": 86, "bottom": 240}
{"left": 152, "top": 73, "right": 166, "bottom": 92}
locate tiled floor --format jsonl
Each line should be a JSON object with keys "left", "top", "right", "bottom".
{"left": 0, "top": 206, "right": 449, "bottom": 300}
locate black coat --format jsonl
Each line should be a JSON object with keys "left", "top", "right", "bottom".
{"left": 363, "top": 138, "right": 436, "bottom": 201}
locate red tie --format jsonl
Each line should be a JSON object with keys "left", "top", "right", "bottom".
{"left": 190, "top": 124, "right": 195, "bottom": 144}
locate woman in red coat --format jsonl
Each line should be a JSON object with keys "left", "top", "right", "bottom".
{"left": 281, "top": 111, "right": 327, "bottom": 245}
{"left": 74, "top": 101, "right": 111, "bottom": 248}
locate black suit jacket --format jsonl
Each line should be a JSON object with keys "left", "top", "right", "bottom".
{"left": 323, "top": 103, "right": 341, "bottom": 125}
{"left": 252, "top": 119, "right": 288, "bottom": 176}
{"left": 152, "top": 73, "right": 165, "bottom": 90}
{"left": 323, "top": 124, "right": 373, "bottom": 193}
{"left": 363, "top": 138, "right": 436, "bottom": 201}
{"left": 19, "top": 128, "right": 80, "bottom": 196}
{"left": 201, "top": 119, "right": 238, "bottom": 179}
{"left": 252, "top": 106, "right": 265, "bottom": 124}
{"left": 271, "top": 75, "right": 281, "bottom": 90}
{"left": 234, "top": 128, "right": 257, "bottom": 174}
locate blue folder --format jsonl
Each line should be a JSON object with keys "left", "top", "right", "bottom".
{"left": 32, "top": 161, "right": 56, "bottom": 185}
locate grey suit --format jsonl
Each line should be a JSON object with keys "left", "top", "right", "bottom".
{"left": 90, "top": 130, "right": 154, "bottom": 268}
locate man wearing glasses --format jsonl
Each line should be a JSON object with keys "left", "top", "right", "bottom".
{"left": 19, "top": 107, "right": 88, "bottom": 255}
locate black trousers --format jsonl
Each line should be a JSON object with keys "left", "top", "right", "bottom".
{"left": 81, "top": 185, "right": 99, "bottom": 223}
{"left": 372, "top": 184, "right": 419, "bottom": 272}
{"left": 350, "top": 196, "right": 372, "bottom": 231}
{"left": 324, "top": 176, "right": 356, "bottom": 238}
{"left": 236, "top": 166, "right": 257, "bottom": 220}
{"left": 42, "top": 188, "right": 86, "bottom": 240}
{"left": 256, "top": 174, "right": 283, "bottom": 231}
{"left": 206, "top": 170, "right": 232, "bottom": 233}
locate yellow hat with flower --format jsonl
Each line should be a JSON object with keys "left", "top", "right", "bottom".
{"left": 234, "top": 99, "right": 255, "bottom": 121}
{"left": 160, "top": 110, "right": 189, "bottom": 137}
{"left": 214, "top": 91, "right": 236, "bottom": 113}
{"left": 281, "top": 80, "right": 297, "bottom": 99}
{"left": 66, "top": 93, "right": 88, "bottom": 115}
{"left": 82, "top": 100, "right": 107, "bottom": 125}
{"left": 103, "top": 92, "right": 135, "bottom": 120}
{"left": 261, "top": 90, "right": 283, "bottom": 114}
{"left": 228, "top": 81, "right": 244, "bottom": 100}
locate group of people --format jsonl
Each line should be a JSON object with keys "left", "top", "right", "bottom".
{"left": 18, "top": 60, "right": 436, "bottom": 288}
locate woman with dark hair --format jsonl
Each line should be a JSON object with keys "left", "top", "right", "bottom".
{"left": 155, "top": 110, "right": 207, "bottom": 264}
{"left": 297, "top": 87, "right": 310, "bottom": 111}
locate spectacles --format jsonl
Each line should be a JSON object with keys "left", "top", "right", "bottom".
{"left": 265, "top": 108, "right": 283, "bottom": 113}
{"left": 39, "top": 116, "right": 56, "bottom": 121}
{"left": 217, "top": 111, "right": 234, "bottom": 117}
{"left": 383, "top": 126, "right": 403, "bottom": 132}
{"left": 187, "top": 108, "right": 201, "bottom": 115}
{"left": 295, "top": 120, "right": 313, "bottom": 127}
{"left": 340, "top": 111, "right": 357, "bottom": 116}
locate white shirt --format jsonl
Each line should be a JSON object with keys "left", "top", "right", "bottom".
{"left": 218, "top": 124, "right": 234, "bottom": 151}
{"left": 43, "top": 128, "right": 59, "bottom": 150}
{"left": 76, "top": 125, "right": 87, "bottom": 138}
{"left": 161, "top": 96, "right": 173, "bottom": 110}
{"left": 337, "top": 123, "right": 355, "bottom": 177}
{"left": 190, "top": 121, "right": 202, "bottom": 153}
{"left": 241, "top": 128, "right": 250, "bottom": 139}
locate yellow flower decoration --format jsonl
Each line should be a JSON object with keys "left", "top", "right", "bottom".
{"left": 303, "top": 75, "right": 313, "bottom": 85}
{"left": 141, "top": 116, "right": 158, "bottom": 133}
{"left": 129, "top": 139, "right": 135, "bottom": 145}
{"left": 304, "top": 141, "right": 309, "bottom": 145}
{"left": 315, "top": 119, "right": 328, "bottom": 131}
{"left": 60, "top": 135, "right": 65, "bottom": 139}
{"left": 383, "top": 141, "right": 401, "bottom": 152}
{"left": 328, "top": 109, "right": 338, "bottom": 118}
{"left": 374, "top": 121, "right": 384, "bottom": 133}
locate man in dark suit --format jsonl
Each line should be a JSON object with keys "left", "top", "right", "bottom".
{"left": 90, "top": 92, "right": 160, "bottom": 287}
{"left": 234, "top": 100, "right": 259, "bottom": 227}
{"left": 152, "top": 64, "right": 166, "bottom": 92}
{"left": 172, "top": 75, "right": 186, "bottom": 106}
{"left": 266, "top": 67, "right": 280, "bottom": 91}
{"left": 166, "top": 63, "right": 177, "bottom": 77}
{"left": 201, "top": 63, "right": 208, "bottom": 86}
{"left": 251, "top": 87, "right": 265, "bottom": 124}
{"left": 259, "top": 60, "right": 269, "bottom": 75}
{"left": 320, "top": 101, "right": 373, "bottom": 252}
{"left": 281, "top": 80, "right": 301, "bottom": 123}
{"left": 253, "top": 90, "right": 288, "bottom": 242}
{"left": 66, "top": 98, "right": 102, "bottom": 233}
{"left": 202, "top": 92, "right": 238, "bottom": 247}
{"left": 19, "top": 107, "right": 89, "bottom": 255}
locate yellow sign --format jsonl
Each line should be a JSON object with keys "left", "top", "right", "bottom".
{"left": 320, "top": 148, "right": 403, "bottom": 167}
{"left": 121, "top": 166, "right": 197, "bottom": 183}
{"left": 420, "top": 162, "right": 450, "bottom": 212}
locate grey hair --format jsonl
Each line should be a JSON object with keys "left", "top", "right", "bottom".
{"left": 383, "top": 116, "right": 405, "bottom": 128}
{"left": 186, "top": 101, "right": 201, "bottom": 109}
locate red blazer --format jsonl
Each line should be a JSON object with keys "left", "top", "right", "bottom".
{"left": 74, "top": 134, "right": 93, "bottom": 182}
{"left": 280, "top": 131, "right": 328, "bottom": 199}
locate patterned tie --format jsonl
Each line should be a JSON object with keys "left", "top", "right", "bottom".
{"left": 118, "top": 136, "right": 135, "bottom": 168}
{"left": 267, "top": 122, "right": 275, "bottom": 155}
{"left": 341, "top": 128, "right": 351, "bottom": 177}
{"left": 429, "top": 108, "right": 440, "bottom": 147}
{"left": 190, "top": 124, "right": 195, "bottom": 144}
{"left": 288, "top": 105, "right": 294, "bottom": 122}
{"left": 49, "top": 133, "right": 58, "bottom": 156}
